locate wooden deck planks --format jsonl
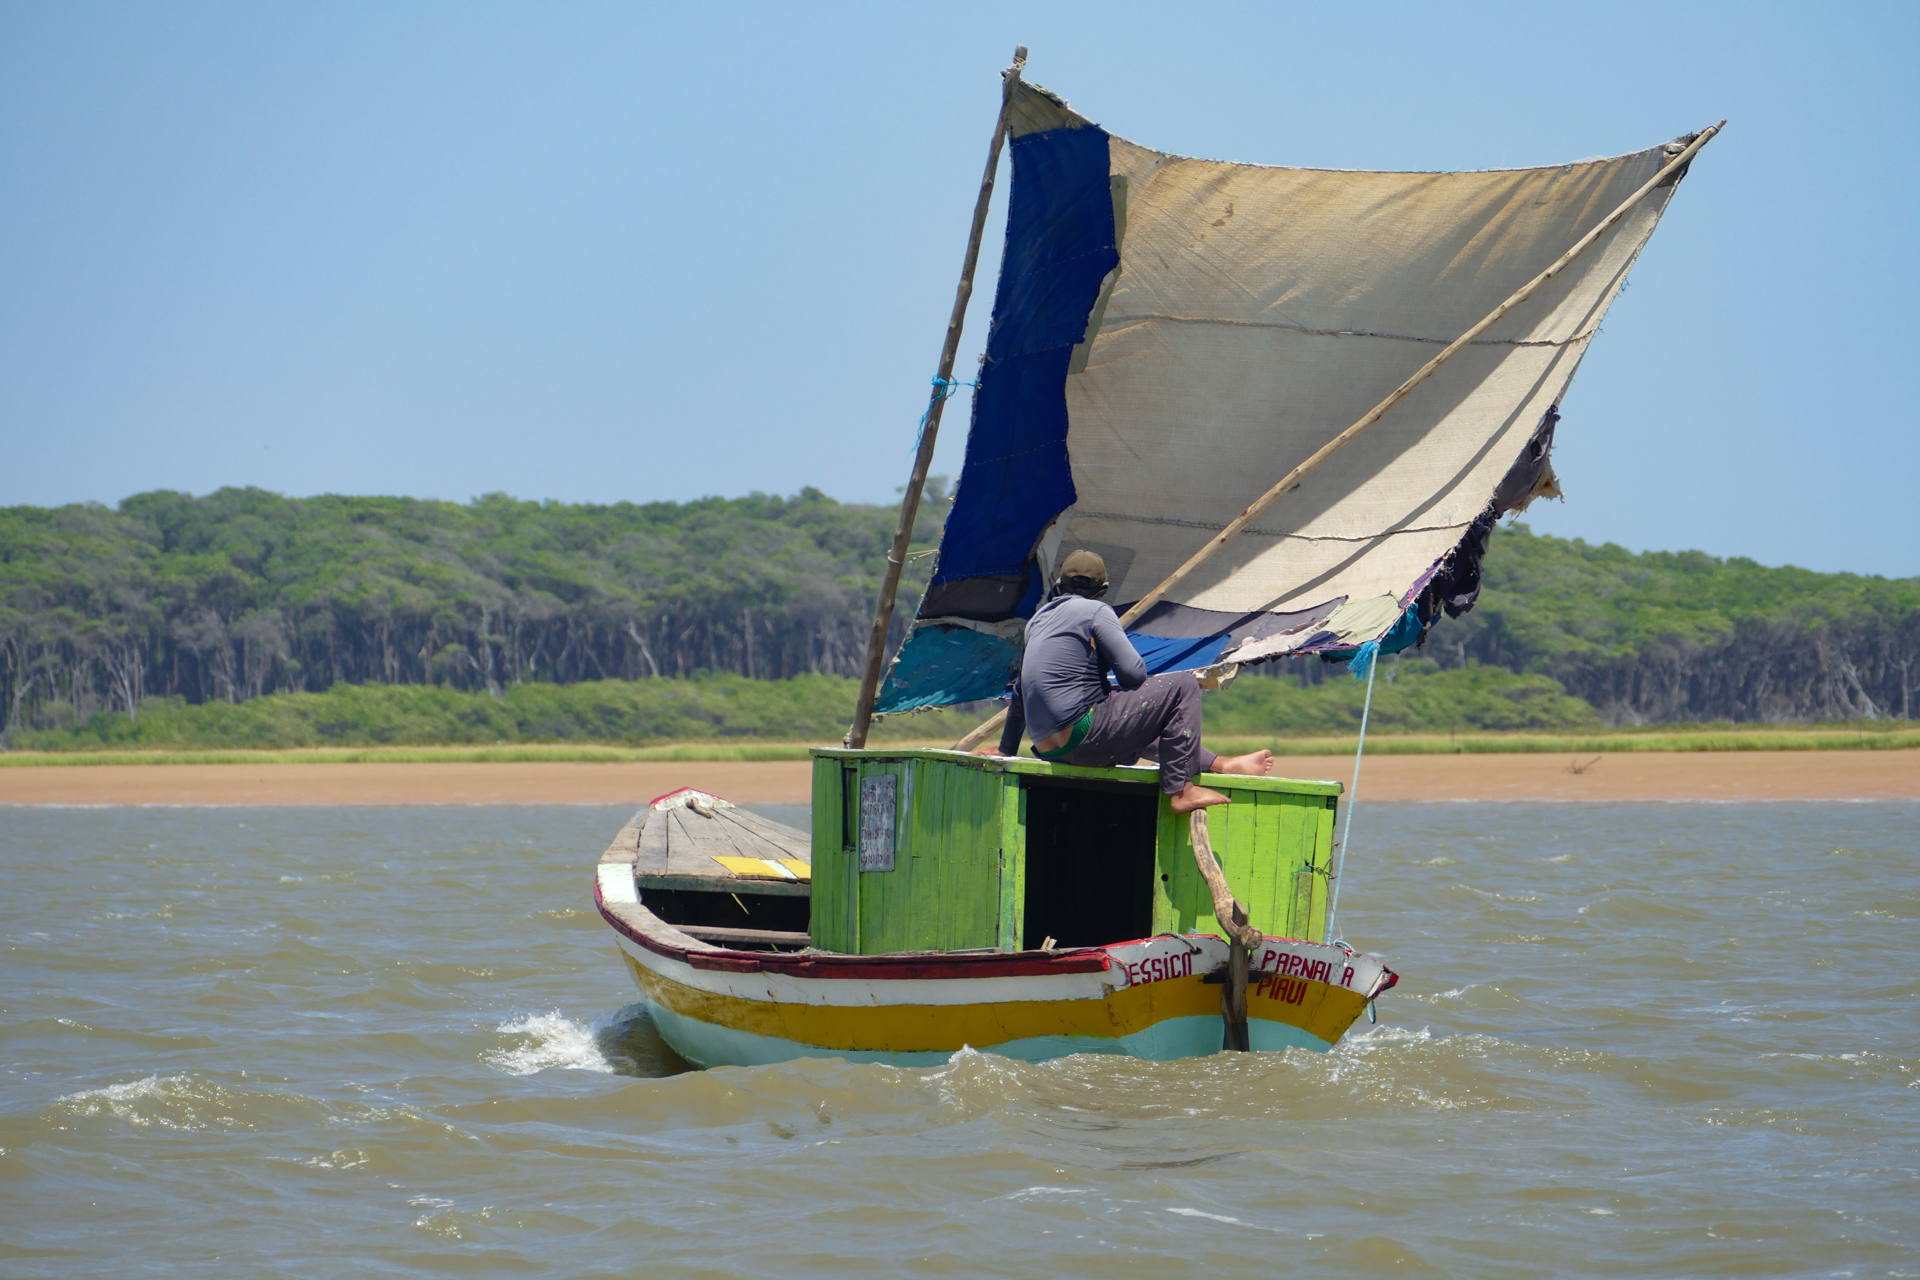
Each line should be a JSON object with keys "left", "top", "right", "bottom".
{"left": 716, "top": 806, "right": 811, "bottom": 862}
{"left": 636, "top": 809, "right": 671, "bottom": 873}
{"left": 633, "top": 802, "right": 815, "bottom": 895}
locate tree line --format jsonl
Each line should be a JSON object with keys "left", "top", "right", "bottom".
{"left": 0, "top": 483, "right": 948, "bottom": 739}
{"left": 2, "top": 483, "right": 1916, "bottom": 741}
{"left": 1436, "top": 527, "right": 1920, "bottom": 724}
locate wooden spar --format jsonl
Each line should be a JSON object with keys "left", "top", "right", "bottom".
{"left": 952, "top": 119, "right": 1725, "bottom": 754}
{"left": 1190, "top": 809, "right": 1259, "bottom": 1051}
{"left": 953, "top": 704, "right": 1008, "bottom": 753}
{"left": 845, "top": 47, "right": 1030, "bottom": 750}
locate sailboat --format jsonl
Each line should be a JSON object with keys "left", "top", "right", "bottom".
{"left": 594, "top": 50, "right": 1719, "bottom": 1068}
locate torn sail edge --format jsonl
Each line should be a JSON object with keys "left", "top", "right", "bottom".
{"left": 1316, "top": 404, "right": 1562, "bottom": 670}
{"left": 874, "top": 400, "right": 1564, "bottom": 714}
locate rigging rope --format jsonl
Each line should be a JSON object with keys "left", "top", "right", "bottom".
{"left": 1325, "top": 637, "right": 1381, "bottom": 943}
{"left": 912, "top": 376, "right": 978, "bottom": 451}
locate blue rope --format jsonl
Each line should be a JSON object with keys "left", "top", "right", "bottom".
{"left": 1325, "top": 647, "right": 1378, "bottom": 944}
{"left": 1348, "top": 635, "right": 1383, "bottom": 682}
{"left": 913, "top": 375, "right": 978, "bottom": 450}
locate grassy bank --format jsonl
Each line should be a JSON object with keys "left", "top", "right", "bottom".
{"left": 5, "top": 723, "right": 1915, "bottom": 767}
{"left": 0, "top": 661, "right": 1614, "bottom": 753}
{"left": 1208, "top": 659, "right": 1603, "bottom": 734}
{"left": 0, "top": 742, "right": 830, "bottom": 766}
{"left": 5, "top": 666, "right": 1914, "bottom": 764}
{"left": 1208, "top": 723, "right": 1920, "bottom": 757}
{"left": 6, "top": 674, "right": 988, "bottom": 753}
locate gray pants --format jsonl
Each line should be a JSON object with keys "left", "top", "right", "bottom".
{"left": 1058, "top": 672, "right": 1218, "bottom": 795}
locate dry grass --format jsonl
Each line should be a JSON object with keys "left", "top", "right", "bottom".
{"left": 1210, "top": 724, "right": 1920, "bottom": 756}
{"left": 3, "top": 722, "right": 1917, "bottom": 766}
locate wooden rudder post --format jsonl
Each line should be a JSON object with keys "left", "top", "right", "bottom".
{"left": 1190, "top": 809, "right": 1260, "bottom": 1052}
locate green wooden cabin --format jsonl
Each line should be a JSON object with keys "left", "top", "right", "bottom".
{"left": 809, "top": 748, "right": 1341, "bottom": 955}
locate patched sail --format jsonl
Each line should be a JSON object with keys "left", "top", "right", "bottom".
{"left": 878, "top": 80, "right": 1698, "bottom": 713}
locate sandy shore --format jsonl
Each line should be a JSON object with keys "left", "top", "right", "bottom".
{"left": 1, "top": 750, "right": 1914, "bottom": 805}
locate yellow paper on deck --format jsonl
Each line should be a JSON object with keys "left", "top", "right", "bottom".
{"left": 711, "top": 856, "right": 797, "bottom": 880}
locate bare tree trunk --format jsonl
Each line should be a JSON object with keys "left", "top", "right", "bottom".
{"left": 103, "top": 641, "right": 146, "bottom": 721}
{"left": 0, "top": 635, "right": 26, "bottom": 743}
{"left": 475, "top": 606, "right": 503, "bottom": 699}
{"left": 216, "top": 632, "right": 240, "bottom": 703}
{"left": 524, "top": 622, "right": 549, "bottom": 681}
{"left": 379, "top": 619, "right": 398, "bottom": 685}
{"left": 625, "top": 621, "right": 661, "bottom": 678}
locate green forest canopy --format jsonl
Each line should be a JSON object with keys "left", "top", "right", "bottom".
{"left": 2, "top": 484, "right": 1915, "bottom": 746}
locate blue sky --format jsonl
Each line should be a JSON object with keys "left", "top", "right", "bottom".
{"left": 2, "top": 2, "right": 1914, "bottom": 577}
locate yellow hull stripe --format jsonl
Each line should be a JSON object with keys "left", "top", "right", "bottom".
{"left": 623, "top": 954, "right": 1367, "bottom": 1054}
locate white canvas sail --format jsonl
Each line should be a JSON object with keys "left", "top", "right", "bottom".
{"left": 878, "top": 81, "right": 1703, "bottom": 712}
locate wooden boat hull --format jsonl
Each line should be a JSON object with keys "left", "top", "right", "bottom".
{"left": 596, "top": 869, "right": 1396, "bottom": 1068}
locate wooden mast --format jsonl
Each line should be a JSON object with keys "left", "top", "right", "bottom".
{"left": 845, "top": 46, "right": 1029, "bottom": 750}
{"left": 952, "top": 119, "right": 1725, "bottom": 752}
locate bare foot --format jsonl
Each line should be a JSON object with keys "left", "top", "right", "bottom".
{"left": 1211, "top": 749, "right": 1275, "bottom": 777}
{"left": 1168, "top": 782, "right": 1231, "bottom": 813}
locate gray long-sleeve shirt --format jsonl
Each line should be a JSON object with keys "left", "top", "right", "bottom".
{"left": 998, "top": 594, "right": 1147, "bottom": 754}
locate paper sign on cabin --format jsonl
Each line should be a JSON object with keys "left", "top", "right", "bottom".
{"left": 859, "top": 774, "right": 896, "bottom": 872}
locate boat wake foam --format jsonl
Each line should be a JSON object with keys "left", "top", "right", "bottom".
{"left": 485, "top": 1012, "right": 620, "bottom": 1076}
{"left": 485, "top": 1004, "right": 683, "bottom": 1078}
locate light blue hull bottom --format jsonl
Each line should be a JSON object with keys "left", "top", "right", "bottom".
{"left": 649, "top": 1004, "right": 1335, "bottom": 1070}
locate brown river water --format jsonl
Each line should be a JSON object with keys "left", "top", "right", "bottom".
{"left": 3, "top": 801, "right": 1915, "bottom": 1277}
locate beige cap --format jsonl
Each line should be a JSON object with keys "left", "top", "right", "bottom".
{"left": 1057, "top": 549, "right": 1108, "bottom": 586}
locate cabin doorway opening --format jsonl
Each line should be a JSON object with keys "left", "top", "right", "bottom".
{"left": 1021, "top": 780, "right": 1158, "bottom": 949}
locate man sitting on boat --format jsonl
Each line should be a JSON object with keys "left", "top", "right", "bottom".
{"left": 975, "top": 550, "right": 1274, "bottom": 812}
